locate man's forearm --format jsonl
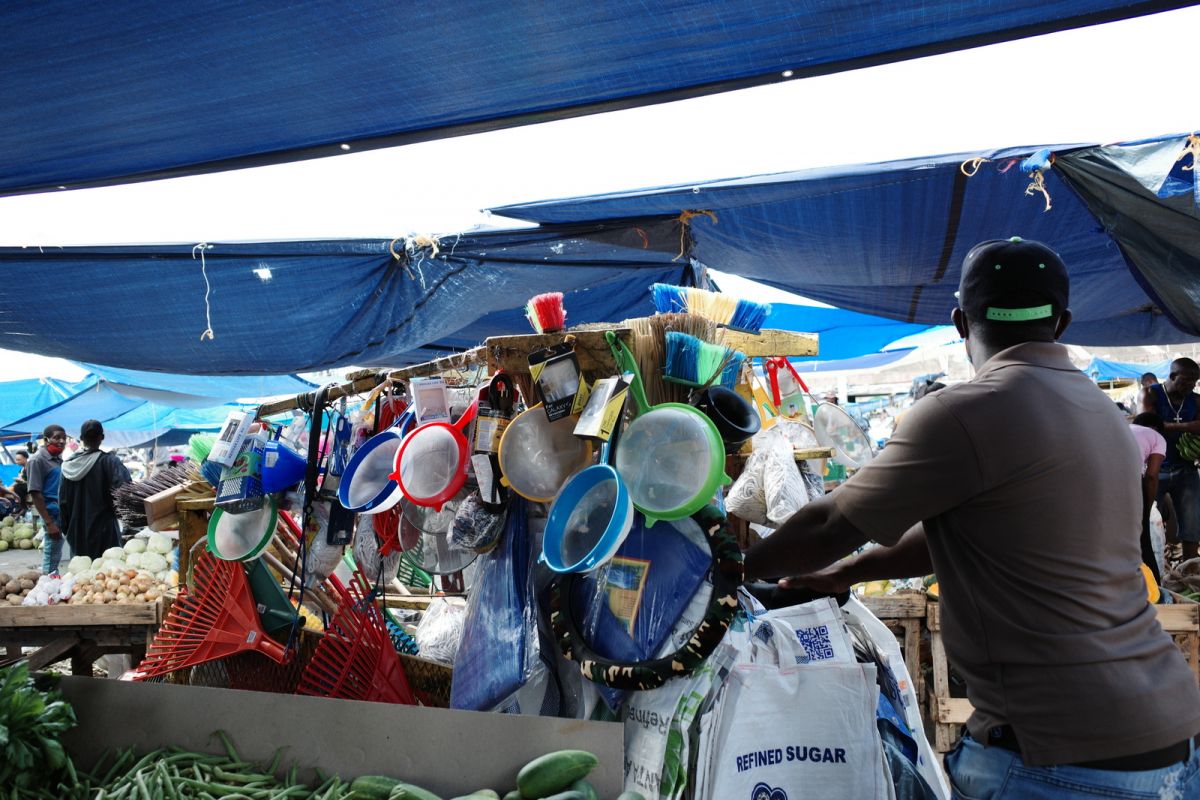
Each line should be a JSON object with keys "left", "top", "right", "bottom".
{"left": 832, "top": 523, "right": 933, "bottom": 584}
{"left": 744, "top": 495, "right": 870, "bottom": 580}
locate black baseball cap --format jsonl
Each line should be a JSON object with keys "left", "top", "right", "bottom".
{"left": 957, "top": 237, "right": 1069, "bottom": 323}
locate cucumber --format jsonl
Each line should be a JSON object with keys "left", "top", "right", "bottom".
{"left": 349, "top": 776, "right": 445, "bottom": 800}
{"left": 502, "top": 792, "right": 522, "bottom": 800}
{"left": 350, "top": 775, "right": 402, "bottom": 800}
{"left": 515, "top": 750, "right": 598, "bottom": 799}
{"left": 569, "top": 778, "right": 598, "bottom": 800}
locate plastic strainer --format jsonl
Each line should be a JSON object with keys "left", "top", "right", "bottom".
{"left": 497, "top": 403, "right": 593, "bottom": 502}
{"left": 339, "top": 409, "right": 416, "bottom": 514}
{"left": 542, "top": 437, "right": 633, "bottom": 573}
{"left": 606, "top": 331, "right": 730, "bottom": 527}
{"left": 391, "top": 401, "right": 479, "bottom": 511}
{"left": 207, "top": 496, "right": 279, "bottom": 561}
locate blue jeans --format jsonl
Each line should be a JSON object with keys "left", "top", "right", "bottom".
{"left": 945, "top": 734, "right": 1200, "bottom": 799}
{"left": 41, "top": 510, "right": 64, "bottom": 575}
{"left": 1158, "top": 465, "right": 1200, "bottom": 543}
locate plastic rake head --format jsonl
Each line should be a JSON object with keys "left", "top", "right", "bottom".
{"left": 295, "top": 571, "right": 417, "bottom": 705}
{"left": 129, "top": 550, "right": 288, "bottom": 681}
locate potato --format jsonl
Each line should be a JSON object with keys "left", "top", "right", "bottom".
{"left": 0, "top": 573, "right": 11, "bottom": 586}
{"left": 18, "top": 579, "right": 34, "bottom": 591}
{"left": 7, "top": 595, "right": 22, "bottom": 605}
{"left": 4, "top": 580, "right": 19, "bottom": 595}
{"left": 19, "top": 571, "right": 39, "bottom": 583}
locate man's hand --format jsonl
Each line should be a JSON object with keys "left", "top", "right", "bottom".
{"left": 45, "top": 521, "right": 62, "bottom": 539}
{"left": 780, "top": 564, "right": 854, "bottom": 595}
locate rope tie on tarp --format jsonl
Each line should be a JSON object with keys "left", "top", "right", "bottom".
{"left": 1179, "top": 134, "right": 1200, "bottom": 172}
{"left": 673, "top": 209, "right": 718, "bottom": 262}
{"left": 1019, "top": 148, "right": 1055, "bottom": 212}
{"left": 389, "top": 234, "right": 442, "bottom": 290}
{"left": 193, "top": 243, "right": 215, "bottom": 340}
{"left": 960, "top": 157, "right": 991, "bottom": 177}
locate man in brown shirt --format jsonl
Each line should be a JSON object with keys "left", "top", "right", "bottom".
{"left": 745, "top": 238, "right": 1200, "bottom": 797}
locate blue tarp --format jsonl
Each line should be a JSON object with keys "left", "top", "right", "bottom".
{"left": 1, "top": 0, "right": 1177, "bottom": 196}
{"left": 78, "top": 364, "right": 315, "bottom": 406}
{"left": 494, "top": 135, "right": 1200, "bottom": 346}
{"left": 0, "top": 225, "right": 686, "bottom": 373}
{"left": 1083, "top": 357, "right": 1174, "bottom": 382}
{"left": 766, "top": 305, "right": 933, "bottom": 363}
{"left": 0, "top": 377, "right": 84, "bottom": 427}
{"left": 791, "top": 349, "right": 916, "bottom": 374}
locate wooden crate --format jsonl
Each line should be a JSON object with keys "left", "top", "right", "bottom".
{"left": 926, "top": 600, "right": 1200, "bottom": 753}
{"left": 861, "top": 593, "right": 928, "bottom": 705}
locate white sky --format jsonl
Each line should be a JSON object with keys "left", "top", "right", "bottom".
{"left": 1, "top": 7, "right": 1197, "bottom": 247}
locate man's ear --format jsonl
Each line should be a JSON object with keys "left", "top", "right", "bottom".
{"left": 951, "top": 307, "right": 969, "bottom": 339}
{"left": 1053, "top": 309, "right": 1072, "bottom": 340}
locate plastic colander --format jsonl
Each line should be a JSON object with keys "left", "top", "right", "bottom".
{"left": 391, "top": 401, "right": 479, "bottom": 511}
{"left": 339, "top": 409, "right": 416, "bottom": 514}
{"left": 497, "top": 403, "right": 593, "bottom": 502}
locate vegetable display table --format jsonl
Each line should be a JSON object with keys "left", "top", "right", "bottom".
{"left": 0, "top": 600, "right": 163, "bottom": 674}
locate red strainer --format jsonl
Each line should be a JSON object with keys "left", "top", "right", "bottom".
{"left": 391, "top": 400, "right": 479, "bottom": 511}
{"left": 128, "top": 550, "right": 288, "bottom": 680}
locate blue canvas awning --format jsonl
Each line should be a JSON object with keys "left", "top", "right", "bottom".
{"left": 0, "top": 224, "right": 686, "bottom": 374}
{"left": 494, "top": 134, "right": 1200, "bottom": 346}
{"left": 1, "top": 1, "right": 1183, "bottom": 197}
{"left": 1083, "top": 356, "right": 1174, "bottom": 381}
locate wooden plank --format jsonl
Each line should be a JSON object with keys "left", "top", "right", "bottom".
{"left": 931, "top": 696, "right": 974, "bottom": 725}
{"left": 485, "top": 329, "right": 632, "bottom": 377}
{"left": 718, "top": 328, "right": 819, "bottom": 357}
{"left": 862, "top": 594, "right": 927, "bottom": 619}
{"left": 25, "top": 636, "right": 80, "bottom": 671}
{"left": 0, "top": 603, "right": 159, "bottom": 628}
{"left": 1155, "top": 603, "right": 1200, "bottom": 632}
{"left": 925, "top": 600, "right": 941, "bottom": 632}
{"left": 386, "top": 347, "right": 487, "bottom": 382}
{"left": 258, "top": 373, "right": 386, "bottom": 417}
{"left": 177, "top": 497, "right": 215, "bottom": 512}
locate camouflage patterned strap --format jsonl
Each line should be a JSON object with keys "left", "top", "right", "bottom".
{"left": 548, "top": 505, "right": 744, "bottom": 691}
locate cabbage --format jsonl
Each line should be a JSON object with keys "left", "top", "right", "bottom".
{"left": 101, "top": 547, "right": 125, "bottom": 562}
{"left": 123, "top": 538, "right": 147, "bottom": 555}
{"left": 139, "top": 553, "right": 169, "bottom": 574}
{"left": 124, "top": 552, "right": 142, "bottom": 569}
{"left": 147, "top": 533, "right": 174, "bottom": 554}
{"left": 66, "top": 556, "right": 92, "bottom": 575}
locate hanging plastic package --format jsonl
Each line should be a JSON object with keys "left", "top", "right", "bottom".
{"left": 570, "top": 514, "right": 711, "bottom": 708}
{"left": 760, "top": 427, "right": 811, "bottom": 525}
{"left": 450, "top": 497, "right": 540, "bottom": 711}
{"left": 702, "top": 602, "right": 889, "bottom": 800}
{"left": 725, "top": 444, "right": 770, "bottom": 525}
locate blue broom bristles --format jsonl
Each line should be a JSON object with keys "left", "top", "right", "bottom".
{"left": 663, "top": 331, "right": 702, "bottom": 385}
{"left": 728, "top": 298, "right": 772, "bottom": 334}
{"left": 651, "top": 283, "right": 689, "bottom": 314}
{"left": 718, "top": 350, "right": 747, "bottom": 389}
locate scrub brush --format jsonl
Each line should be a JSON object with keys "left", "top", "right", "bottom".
{"left": 680, "top": 286, "right": 773, "bottom": 334}
{"left": 525, "top": 292, "right": 566, "bottom": 333}
{"left": 650, "top": 283, "right": 689, "bottom": 314}
{"left": 663, "top": 332, "right": 745, "bottom": 389}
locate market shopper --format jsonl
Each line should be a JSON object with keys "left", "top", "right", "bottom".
{"left": 1141, "top": 358, "right": 1200, "bottom": 561}
{"left": 59, "top": 420, "right": 131, "bottom": 560}
{"left": 1131, "top": 412, "right": 1167, "bottom": 582}
{"left": 745, "top": 237, "right": 1200, "bottom": 798}
{"left": 26, "top": 425, "right": 66, "bottom": 574}
{"left": 7, "top": 449, "right": 29, "bottom": 514}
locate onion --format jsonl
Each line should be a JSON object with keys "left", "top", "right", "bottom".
{"left": 105, "top": 579, "right": 120, "bottom": 592}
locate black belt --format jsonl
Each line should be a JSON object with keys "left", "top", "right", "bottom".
{"left": 985, "top": 725, "right": 1199, "bottom": 771}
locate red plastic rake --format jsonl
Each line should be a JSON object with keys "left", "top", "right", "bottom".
{"left": 128, "top": 549, "right": 288, "bottom": 680}
{"left": 295, "top": 570, "right": 416, "bottom": 705}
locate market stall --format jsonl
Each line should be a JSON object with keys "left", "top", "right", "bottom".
{"left": 0, "top": 289, "right": 954, "bottom": 799}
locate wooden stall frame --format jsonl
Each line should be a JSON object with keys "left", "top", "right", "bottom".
{"left": 0, "top": 601, "right": 163, "bottom": 675}
{"left": 926, "top": 599, "right": 1200, "bottom": 753}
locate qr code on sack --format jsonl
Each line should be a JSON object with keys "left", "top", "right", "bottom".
{"left": 793, "top": 624, "right": 835, "bottom": 662}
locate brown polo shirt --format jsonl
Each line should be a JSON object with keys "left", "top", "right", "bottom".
{"left": 835, "top": 341, "right": 1200, "bottom": 766}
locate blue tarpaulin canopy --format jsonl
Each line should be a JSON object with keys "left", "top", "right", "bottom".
{"left": 494, "top": 134, "right": 1200, "bottom": 346}
{"left": 1083, "top": 356, "right": 1174, "bottom": 381}
{"left": 1, "top": 0, "right": 1184, "bottom": 196}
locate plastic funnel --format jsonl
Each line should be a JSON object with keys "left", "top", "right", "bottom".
{"left": 260, "top": 441, "right": 308, "bottom": 494}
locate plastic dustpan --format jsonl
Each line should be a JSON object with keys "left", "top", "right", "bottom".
{"left": 244, "top": 558, "right": 300, "bottom": 638}
{"left": 127, "top": 549, "right": 289, "bottom": 680}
